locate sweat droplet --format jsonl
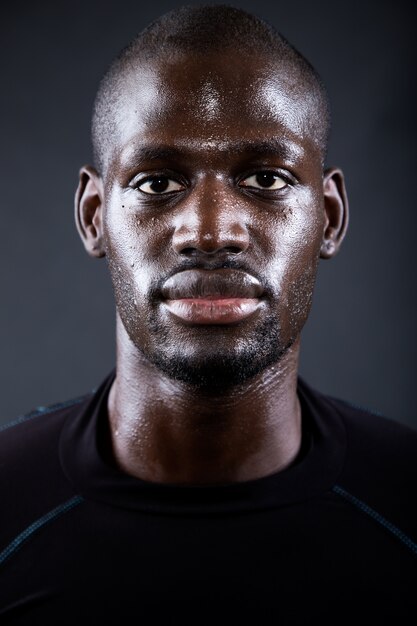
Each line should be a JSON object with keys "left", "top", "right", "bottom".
{"left": 137, "top": 219, "right": 141, "bottom": 225}
{"left": 131, "top": 262, "right": 135, "bottom": 267}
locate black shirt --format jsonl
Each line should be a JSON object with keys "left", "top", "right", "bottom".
{"left": 0, "top": 373, "right": 416, "bottom": 624}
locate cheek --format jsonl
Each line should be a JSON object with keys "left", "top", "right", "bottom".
{"left": 103, "top": 200, "right": 158, "bottom": 301}
{"left": 103, "top": 208, "right": 156, "bottom": 351}
{"left": 262, "top": 189, "right": 324, "bottom": 288}
{"left": 259, "top": 190, "right": 324, "bottom": 337}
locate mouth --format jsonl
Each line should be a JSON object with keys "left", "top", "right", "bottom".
{"left": 160, "top": 269, "right": 265, "bottom": 325}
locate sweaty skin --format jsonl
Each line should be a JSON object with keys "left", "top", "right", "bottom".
{"left": 76, "top": 51, "right": 348, "bottom": 484}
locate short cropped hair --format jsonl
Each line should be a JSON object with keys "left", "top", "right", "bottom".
{"left": 92, "top": 5, "right": 331, "bottom": 173}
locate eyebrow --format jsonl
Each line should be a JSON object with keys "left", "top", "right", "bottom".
{"left": 121, "top": 138, "right": 303, "bottom": 166}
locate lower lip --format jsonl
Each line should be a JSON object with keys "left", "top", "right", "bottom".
{"left": 163, "top": 298, "right": 262, "bottom": 324}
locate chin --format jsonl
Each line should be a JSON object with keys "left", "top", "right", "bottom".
{"left": 139, "top": 315, "right": 295, "bottom": 391}
{"left": 147, "top": 352, "right": 278, "bottom": 390}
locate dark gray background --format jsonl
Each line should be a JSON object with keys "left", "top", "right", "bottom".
{"left": 1, "top": 0, "right": 415, "bottom": 427}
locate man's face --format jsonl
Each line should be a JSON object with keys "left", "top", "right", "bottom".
{"left": 101, "top": 52, "right": 327, "bottom": 387}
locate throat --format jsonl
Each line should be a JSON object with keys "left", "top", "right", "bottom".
{"left": 107, "top": 345, "right": 302, "bottom": 485}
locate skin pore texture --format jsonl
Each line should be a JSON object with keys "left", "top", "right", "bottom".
{"left": 76, "top": 48, "right": 348, "bottom": 485}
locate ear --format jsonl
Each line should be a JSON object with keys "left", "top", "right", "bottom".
{"left": 319, "top": 167, "right": 349, "bottom": 259}
{"left": 75, "top": 165, "right": 105, "bottom": 258}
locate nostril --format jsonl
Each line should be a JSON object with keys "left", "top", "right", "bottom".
{"left": 180, "top": 247, "right": 198, "bottom": 256}
{"left": 223, "top": 246, "right": 244, "bottom": 255}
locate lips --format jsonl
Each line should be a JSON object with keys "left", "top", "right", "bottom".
{"left": 161, "top": 269, "right": 264, "bottom": 325}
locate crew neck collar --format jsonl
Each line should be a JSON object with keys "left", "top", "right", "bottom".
{"left": 60, "top": 371, "right": 346, "bottom": 515}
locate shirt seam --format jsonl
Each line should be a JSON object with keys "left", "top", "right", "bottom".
{"left": 332, "top": 484, "right": 417, "bottom": 557}
{"left": 0, "top": 395, "right": 90, "bottom": 433}
{"left": 0, "top": 495, "right": 84, "bottom": 567}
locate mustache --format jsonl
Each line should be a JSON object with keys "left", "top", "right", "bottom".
{"left": 150, "top": 256, "right": 274, "bottom": 300}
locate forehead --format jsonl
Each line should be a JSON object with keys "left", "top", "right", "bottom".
{"left": 109, "top": 52, "right": 321, "bottom": 169}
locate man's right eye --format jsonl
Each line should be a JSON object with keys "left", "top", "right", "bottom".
{"left": 137, "top": 176, "right": 185, "bottom": 194}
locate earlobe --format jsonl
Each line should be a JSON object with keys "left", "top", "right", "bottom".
{"left": 320, "top": 167, "right": 349, "bottom": 260}
{"left": 75, "top": 165, "right": 106, "bottom": 258}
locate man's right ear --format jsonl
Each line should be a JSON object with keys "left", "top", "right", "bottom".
{"left": 75, "top": 165, "right": 106, "bottom": 258}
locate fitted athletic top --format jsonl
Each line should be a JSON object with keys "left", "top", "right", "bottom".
{"left": 0, "top": 372, "right": 416, "bottom": 624}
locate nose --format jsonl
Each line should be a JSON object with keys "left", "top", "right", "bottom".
{"left": 172, "top": 179, "right": 250, "bottom": 257}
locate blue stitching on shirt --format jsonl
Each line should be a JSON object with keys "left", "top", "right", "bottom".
{"left": 332, "top": 485, "right": 417, "bottom": 556}
{"left": 0, "top": 495, "right": 84, "bottom": 566}
{"left": 0, "top": 395, "right": 89, "bottom": 433}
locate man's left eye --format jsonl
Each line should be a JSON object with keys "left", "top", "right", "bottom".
{"left": 138, "top": 176, "right": 184, "bottom": 194}
{"left": 239, "top": 172, "right": 287, "bottom": 190}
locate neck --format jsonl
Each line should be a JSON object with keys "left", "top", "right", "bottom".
{"left": 108, "top": 316, "right": 302, "bottom": 485}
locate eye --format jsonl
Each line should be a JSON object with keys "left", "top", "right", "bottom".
{"left": 137, "top": 176, "right": 185, "bottom": 195}
{"left": 239, "top": 171, "right": 287, "bottom": 190}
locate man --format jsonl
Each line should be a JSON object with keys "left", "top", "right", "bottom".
{"left": 0, "top": 5, "right": 415, "bottom": 624}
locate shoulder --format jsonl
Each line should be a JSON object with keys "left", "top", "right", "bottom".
{"left": 0, "top": 393, "right": 90, "bottom": 460}
{"left": 0, "top": 393, "right": 91, "bottom": 544}
{"left": 302, "top": 380, "right": 417, "bottom": 543}
{"left": 325, "top": 392, "right": 417, "bottom": 473}
{"left": 300, "top": 377, "right": 417, "bottom": 464}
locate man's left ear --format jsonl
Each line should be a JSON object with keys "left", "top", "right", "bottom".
{"left": 75, "top": 165, "right": 106, "bottom": 258}
{"left": 320, "top": 167, "right": 349, "bottom": 259}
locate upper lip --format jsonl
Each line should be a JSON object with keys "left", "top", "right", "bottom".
{"left": 161, "top": 269, "right": 264, "bottom": 300}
